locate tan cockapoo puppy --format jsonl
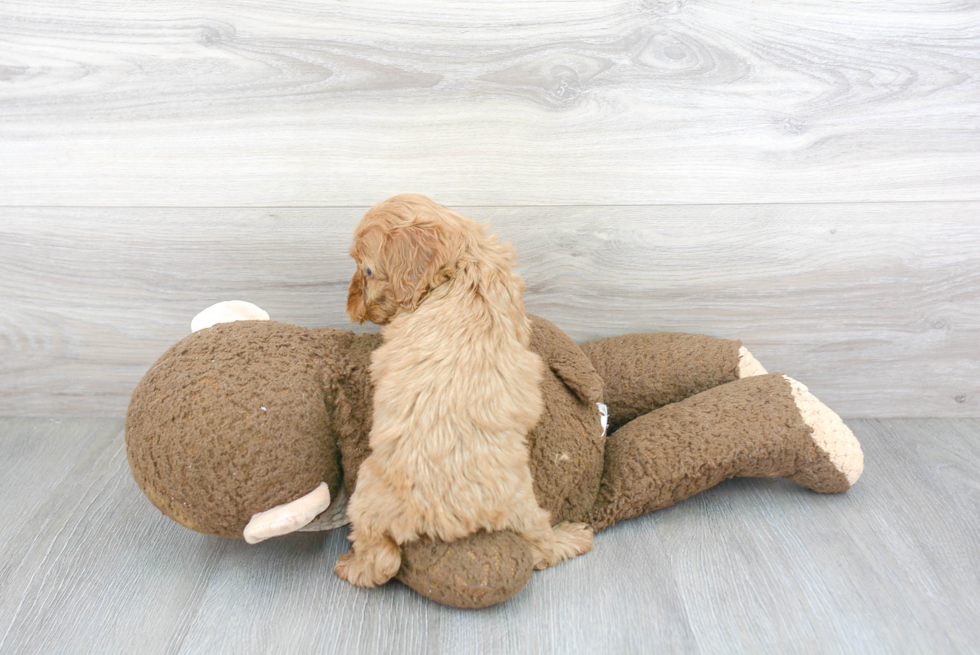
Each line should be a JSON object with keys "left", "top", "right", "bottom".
{"left": 335, "top": 194, "right": 593, "bottom": 587}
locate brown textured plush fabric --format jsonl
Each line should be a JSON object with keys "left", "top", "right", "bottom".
{"left": 587, "top": 373, "right": 837, "bottom": 531}
{"left": 529, "top": 316, "right": 603, "bottom": 406}
{"left": 126, "top": 317, "right": 607, "bottom": 544}
{"left": 786, "top": 443, "right": 853, "bottom": 494}
{"left": 126, "top": 316, "right": 851, "bottom": 610}
{"left": 331, "top": 332, "right": 381, "bottom": 498}
{"left": 525, "top": 316, "right": 606, "bottom": 524}
{"left": 581, "top": 332, "right": 741, "bottom": 432}
{"left": 126, "top": 321, "right": 351, "bottom": 538}
{"left": 398, "top": 531, "right": 534, "bottom": 609}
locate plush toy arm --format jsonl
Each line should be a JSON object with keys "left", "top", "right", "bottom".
{"left": 579, "top": 333, "right": 766, "bottom": 431}
{"left": 587, "top": 373, "right": 863, "bottom": 532}
{"left": 528, "top": 315, "right": 604, "bottom": 405}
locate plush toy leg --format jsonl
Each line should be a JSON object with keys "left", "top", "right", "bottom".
{"left": 580, "top": 333, "right": 765, "bottom": 431}
{"left": 587, "top": 373, "right": 863, "bottom": 531}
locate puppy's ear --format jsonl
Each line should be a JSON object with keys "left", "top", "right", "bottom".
{"left": 346, "top": 269, "right": 367, "bottom": 323}
{"left": 381, "top": 223, "right": 455, "bottom": 310}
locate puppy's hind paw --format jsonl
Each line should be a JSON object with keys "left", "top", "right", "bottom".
{"left": 533, "top": 522, "right": 594, "bottom": 570}
{"left": 334, "top": 547, "right": 401, "bottom": 588}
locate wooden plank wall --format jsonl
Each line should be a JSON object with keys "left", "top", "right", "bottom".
{"left": 1, "top": 1, "right": 978, "bottom": 417}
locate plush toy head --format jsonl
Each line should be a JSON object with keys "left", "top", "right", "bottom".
{"left": 126, "top": 321, "right": 367, "bottom": 537}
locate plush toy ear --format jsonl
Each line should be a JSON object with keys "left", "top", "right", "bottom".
{"left": 190, "top": 300, "right": 270, "bottom": 332}
{"left": 381, "top": 223, "right": 457, "bottom": 309}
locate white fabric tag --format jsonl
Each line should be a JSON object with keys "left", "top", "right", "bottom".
{"left": 597, "top": 402, "right": 609, "bottom": 438}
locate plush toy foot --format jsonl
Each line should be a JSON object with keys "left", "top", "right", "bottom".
{"left": 243, "top": 482, "right": 332, "bottom": 544}
{"left": 191, "top": 300, "right": 270, "bottom": 332}
{"left": 737, "top": 346, "right": 768, "bottom": 378}
{"left": 398, "top": 531, "right": 535, "bottom": 608}
{"left": 784, "top": 376, "right": 864, "bottom": 492}
{"left": 530, "top": 522, "right": 594, "bottom": 570}
{"left": 334, "top": 538, "right": 402, "bottom": 588}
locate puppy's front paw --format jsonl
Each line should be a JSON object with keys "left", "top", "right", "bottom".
{"left": 334, "top": 548, "right": 400, "bottom": 588}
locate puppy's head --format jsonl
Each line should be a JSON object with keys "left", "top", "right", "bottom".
{"left": 347, "top": 194, "right": 461, "bottom": 325}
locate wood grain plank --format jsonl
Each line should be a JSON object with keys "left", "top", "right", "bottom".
{"left": 0, "top": 419, "right": 231, "bottom": 655}
{"left": 650, "top": 419, "right": 980, "bottom": 654}
{"left": 170, "top": 530, "right": 434, "bottom": 655}
{"left": 2, "top": 203, "right": 977, "bottom": 418}
{"left": 0, "top": 419, "right": 107, "bottom": 564}
{"left": 3, "top": 418, "right": 978, "bottom": 653}
{"left": 1, "top": 0, "right": 978, "bottom": 205}
{"left": 177, "top": 533, "right": 662, "bottom": 655}
{"left": 849, "top": 419, "right": 980, "bottom": 652}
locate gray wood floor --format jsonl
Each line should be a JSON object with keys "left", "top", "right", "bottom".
{"left": 1, "top": 417, "right": 977, "bottom": 654}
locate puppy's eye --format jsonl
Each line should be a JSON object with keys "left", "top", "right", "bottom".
{"left": 364, "top": 267, "right": 373, "bottom": 278}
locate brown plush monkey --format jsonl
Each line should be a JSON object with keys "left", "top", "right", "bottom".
{"left": 126, "top": 303, "right": 862, "bottom": 608}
